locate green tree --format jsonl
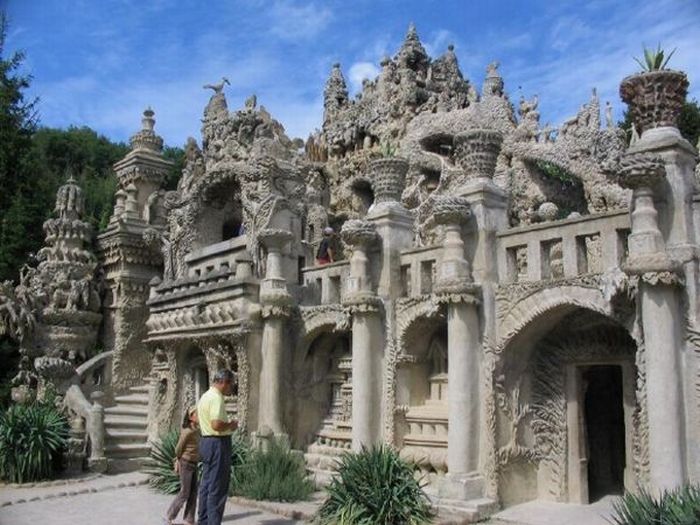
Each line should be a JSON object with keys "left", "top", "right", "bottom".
{"left": 619, "top": 99, "right": 700, "bottom": 146}
{"left": 0, "top": 14, "right": 39, "bottom": 282}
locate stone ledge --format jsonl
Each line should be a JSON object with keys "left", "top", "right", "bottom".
{"left": 228, "top": 492, "right": 324, "bottom": 521}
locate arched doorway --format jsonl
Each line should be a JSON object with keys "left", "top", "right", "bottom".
{"left": 496, "top": 307, "right": 640, "bottom": 506}
{"left": 396, "top": 322, "right": 449, "bottom": 479}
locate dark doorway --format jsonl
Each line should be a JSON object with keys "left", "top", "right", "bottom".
{"left": 583, "top": 365, "right": 626, "bottom": 501}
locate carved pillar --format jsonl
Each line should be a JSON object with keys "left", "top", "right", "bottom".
{"left": 256, "top": 229, "right": 293, "bottom": 439}
{"left": 341, "top": 220, "right": 383, "bottom": 450}
{"left": 432, "top": 197, "right": 485, "bottom": 500}
{"left": 619, "top": 152, "right": 686, "bottom": 492}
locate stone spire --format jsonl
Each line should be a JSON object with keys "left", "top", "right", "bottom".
{"left": 323, "top": 63, "right": 349, "bottom": 125}
{"left": 54, "top": 171, "right": 85, "bottom": 221}
{"left": 395, "top": 22, "right": 429, "bottom": 72}
{"left": 129, "top": 107, "right": 164, "bottom": 153}
{"left": 482, "top": 61, "right": 504, "bottom": 97}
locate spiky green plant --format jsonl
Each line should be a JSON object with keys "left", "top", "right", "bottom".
{"left": 634, "top": 44, "right": 677, "bottom": 72}
{"left": 610, "top": 485, "right": 700, "bottom": 525}
{"left": 144, "top": 429, "right": 180, "bottom": 494}
{"left": 316, "top": 445, "right": 434, "bottom": 525}
{"left": 0, "top": 402, "right": 68, "bottom": 483}
{"left": 381, "top": 141, "right": 396, "bottom": 157}
{"left": 233, "top": 438, "right": 313, "bottom": 502}
{"left": 228, "top": 430, "right": 252, "bottom": 495}
{"left": 145, "top": 429, "right": 252, "bottom": 495}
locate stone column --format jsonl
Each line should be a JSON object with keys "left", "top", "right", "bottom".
{"left": 256, "top": 228, "right": 293, "bottom": 439}
{"left": 619, "top": 152, "right": 686, "bottom": 492}
{"left": 341, "top": 220, "right": 383, "bottom": 450}
{"left": 432, "top": 197, "right": 484, "bottom": 500}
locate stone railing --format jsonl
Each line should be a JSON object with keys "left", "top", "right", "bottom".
{"left": 300, "top": 260, "right": 351, "bottom": 305}
{"left": 398, "top": 245, "right": 443, "bottom": 297}
{"left": 185, "top": 235, "right": 248, "bottom": 278}
{"left": 496, "top": 210, "right": 630, "bottom": 283}
{"left": 63, "top": 383, "right": 107, "bottom": 472}
{"left": 76, "top": 351, "right": 114, "bottom": 405}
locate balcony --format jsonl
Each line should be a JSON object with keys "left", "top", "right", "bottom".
{"left": 496, "top": 210, "right": 630, "bottom": 283}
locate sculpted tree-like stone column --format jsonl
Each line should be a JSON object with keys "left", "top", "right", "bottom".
{"left": 619, "top": 152, "right": 686, "bottom": 492}
{"left": 432, "top": 196, "right": 484, "bottom": 499}
{"left": 341, "top": 220, "right": 383, "bottom": 451}
{"left": 257, "top": 228, "right": 293, "bottom": 438}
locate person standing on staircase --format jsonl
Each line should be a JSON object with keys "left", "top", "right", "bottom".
{"left": 196, "top": 369, "right": 238, "bottom": 525}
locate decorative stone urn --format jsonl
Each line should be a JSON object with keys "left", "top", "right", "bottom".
{"left": 369, "top": 157, "right": 409, "bottom": 203}
{"left": 452, "top": 129, "right": 503, "bottom": 180}
{"left": 620, "top": 70, "right": 689, "bottom": 134}
{"left": 341, "top": 219, "right": 379, "bottom": 303}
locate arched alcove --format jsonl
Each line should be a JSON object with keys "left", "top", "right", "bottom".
{"left": 495, "top": 306, "right": 641, "bottom": 507}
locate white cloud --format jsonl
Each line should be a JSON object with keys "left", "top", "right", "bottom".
{"left": 348, "top": 61, "right": 380, "bottom": 94}
{"left": 268, "top": 1, "right": 333, "bottom": 40}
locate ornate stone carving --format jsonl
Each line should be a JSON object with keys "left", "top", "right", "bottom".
{"left": 452, "top": 129, "right": 503, "bottom": 180}
{"left": 620, "top": 70, "right": 689, "bottom": 134}
{"left": 618, "top": 152, "right": 666, "bottom": 190}
{"left": 432, "top": 196, "right": 471, "bottom": 226}
{"left": 340, "top": 219, "right": 378, "bottom": 248}
{"left": 370, "top": 157, "right": 409, "bottom": 204}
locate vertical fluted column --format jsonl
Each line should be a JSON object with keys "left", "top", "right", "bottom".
{"left": 619, "top": 153, "right": 686, "bottom": 492}
{"left": 433, "top": 197, "right": 483, "bottom": 483}
{"left": 341, "top": 220, "right": 383, "bottom": 450}
{"left": 257, "top": 228, "right": 293, "bottom": 437}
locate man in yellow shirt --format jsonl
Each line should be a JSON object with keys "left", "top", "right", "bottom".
{"left": 196, "top": 369, "right": 238, "bottom": 525}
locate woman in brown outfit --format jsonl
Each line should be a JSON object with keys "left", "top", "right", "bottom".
{"left": 165, "top": 406, "right": 200, "bottom": 525}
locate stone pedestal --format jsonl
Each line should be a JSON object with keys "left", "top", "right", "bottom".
{"left": 349, "top": 302, "right": 383, "bottom": 450}
{"left": 619, "top": 152, "right": 687, "bottom": 492}
{"left": 341, "top": 220, "right": 383, "bottom": 450}
{"left": 431, "top": 196, "right": 486, "bottom": 499}
{"left": 256, "top": 228, "right": 293, "bottom": 439}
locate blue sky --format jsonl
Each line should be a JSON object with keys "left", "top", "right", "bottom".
{"left": 4, "top": 0, "right": 700, "bottom": 147}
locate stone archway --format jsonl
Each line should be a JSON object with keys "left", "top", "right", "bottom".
{"left": 493, "top": 306, "right": 642, "bottom": 507}
{"left": 394, "top": 297, "right": 449, "bottom": 479}
{"left": 297, "top": 329, "right": 352, "bottom": 478}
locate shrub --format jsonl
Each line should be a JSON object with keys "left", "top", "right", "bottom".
{"left": 0, "top": 401, "right": 68, "bottom": 483}
{"left": 316, "top": 445, "right": 434, "bottom": 525}
{"left": 145, "top": 429, "right": 251, "bottom": 496}
{"left": 144, "top": 429, "right": 180, "bottom": 494}
{"left": 610, "top": 485, "right": 700, "bottom": 525}
{"left": 233, "top": 438, "right": 313, "bottom": 502}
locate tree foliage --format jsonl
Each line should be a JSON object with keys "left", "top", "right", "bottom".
{"left": 619, "top": 99, "right": 700, "bottom": 147}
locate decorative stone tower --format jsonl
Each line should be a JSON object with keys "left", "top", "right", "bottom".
{"left": 97, "top": 109, "right": 173, "bottom": 393}
{"left": 323, "top": 63, "right": 348, "bottom": 126}
{"left": 19, "top": 174, "right": 102, "bottom": 397}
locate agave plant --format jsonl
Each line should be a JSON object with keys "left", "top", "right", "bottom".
{"left": 316, "top": 445, "right": 434, "bottom": 525}
{"left": 380, "top": 141, "right": 397, "bottom": 157}
{"left": 144, "top": 429, "right": 181, "bottom": 494}
{"left": 233, "top": 437, "right": 313, "bottom": 502}
{"left": 634, "top": 44, "right": 676, "bottom": 72}
{"left": 610, "top": 485, "right": 700, "bottom": 525}
{"left": 0, "top": 402, "right": 68, "bottom": 483}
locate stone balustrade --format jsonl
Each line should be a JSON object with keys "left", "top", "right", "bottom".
{"left": 300, "top": 260, "right": 351, "bottom": 305}
{"left": 496, "top": 210, "right": 631, "bottom": 283}
{"left": 184, "top": 235, "right": 248, "bottom": 278}
{"left": 398, "top": 245, "right": 443, "bottom": 297}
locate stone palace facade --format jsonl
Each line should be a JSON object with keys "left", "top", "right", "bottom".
{"left": 2, "top": 25, "right": 699, "bottom": 518}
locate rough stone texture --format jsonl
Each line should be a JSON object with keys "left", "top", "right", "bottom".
{"left": 2, "top": 24, "right": 698, "bottom": 522}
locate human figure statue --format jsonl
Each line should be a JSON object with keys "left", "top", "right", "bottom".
{"left": 203, "top": 77, "right": 230, "bottom": 94}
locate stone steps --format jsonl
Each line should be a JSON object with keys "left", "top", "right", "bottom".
{"left": 103, "top": 384, "right": 150, "bottom": 473}
{"left": 112, "top": 393, "right": 150, "bottom": 406}
{"left": 105, "top": 429, "right": 149, "bottom": 445}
